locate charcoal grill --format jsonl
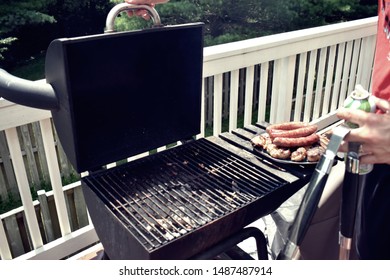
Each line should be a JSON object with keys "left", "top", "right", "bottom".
{"left": 0, "top": 4, "right": 312, "bottom": 260}
{"left": 83, "top": 138, "right": 291, "bottom": 259}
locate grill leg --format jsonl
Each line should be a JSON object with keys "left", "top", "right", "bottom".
{"left": 190, "top": 227, "right": 268, "bottom": 260}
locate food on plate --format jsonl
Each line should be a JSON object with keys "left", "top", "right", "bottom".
{"left": 291, "top": 147, "right": 307, "bottom": 162}
{"left": 266, "top": 121, "right": 308, "bottom": 133}
{"left": 251, "top": 121, "right": 328, "bottom": 162}
{"left": 273, "top": 133, "right": 320, "bottom": 148}
{"left": 307, "top": 146, "right": 326, "bottom": 162}
{"left": 251, "top": 133, "right": 271, "bottom": 149}
{"left": 267, "top": 124, "right": 318, "bottom": 139}
{"left": 266, "top": 143, "right": 291, "bottom": 159}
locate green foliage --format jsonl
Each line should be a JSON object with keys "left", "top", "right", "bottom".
{"left": 1, "top": 0, "right": 378, "bottom": 72}
{"left": 0, "top": 193, "right": 20, "bottom": 215}
{"left": 9, "top": 52, "right": 45, "bottom": 79}
{"left": 108, "top": 0, "right": 377, "bottom": 47}
{"left": 0, "top": 0, "right": 113, "bottom": 69}
{"left": 0, "top": 37, "right": 17, "bottom": 61}
{"left": 0, "top": 1, "right": 56, "bottom": 33}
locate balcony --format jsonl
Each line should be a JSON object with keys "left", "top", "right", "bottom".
{"left": 0, "top": 16, "right": 378, "bottom": 260}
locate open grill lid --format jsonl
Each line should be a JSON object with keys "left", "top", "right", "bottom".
{"left": 47, "top": 23, "right": 204, "bottom": 173}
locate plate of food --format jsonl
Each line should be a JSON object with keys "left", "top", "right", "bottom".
{"left": 251, "top": 121, "right": 330, "bottom": 165}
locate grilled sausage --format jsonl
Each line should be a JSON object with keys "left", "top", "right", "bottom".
{"left": 266, "top": 122, "right": 308, "bottom": 133}
{"left": 268, "top": 124, "right": 318, "bottom": 139}
{"left": 273, "top": 133, "right": 320, "bottom": 148}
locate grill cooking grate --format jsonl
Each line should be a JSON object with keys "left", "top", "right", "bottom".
{"left": 83, "top": 138, "right": 288, "bottom": 251}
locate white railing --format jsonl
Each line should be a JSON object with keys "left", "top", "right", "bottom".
{"left": 0, "top": 16, "right": 378, "bottom": 260}
{"left": 202, "top": 16, "right": 377, "bottom": 136}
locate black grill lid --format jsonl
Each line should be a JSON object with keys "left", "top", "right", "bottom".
{"left": 45, "top": 23, "right": 204, "bottom": 173}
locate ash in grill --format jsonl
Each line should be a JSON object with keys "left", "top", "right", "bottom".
{"left": 83, "top": 139, "right": 288, "bottom": 259}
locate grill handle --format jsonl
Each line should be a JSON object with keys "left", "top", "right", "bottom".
{"left": 105, "top": 3, "right": 162, "bottom": 33}
{"left": 0, "top": 69, "right": 58, "bottom": 110}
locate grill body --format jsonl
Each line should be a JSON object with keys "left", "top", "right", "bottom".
{"left": 82, "top": 138, "right": 297, "bottom": 259}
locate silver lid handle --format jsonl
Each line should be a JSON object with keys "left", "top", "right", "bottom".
{"left": 105, "top": 3, "right": 162, "bottom": 33}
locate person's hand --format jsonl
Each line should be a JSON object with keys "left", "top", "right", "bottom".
{"left": 125, "top": 0, "right": 169, "bottom": 20}
{"left": 337, "top": 96, "right": 390, "bottom": 165}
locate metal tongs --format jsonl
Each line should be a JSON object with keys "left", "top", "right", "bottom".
{"left": 339, "top": 142, "right": 360, "bottom": 260}
{"left": 277, "top": 125, "right": 351, "bottom": 260}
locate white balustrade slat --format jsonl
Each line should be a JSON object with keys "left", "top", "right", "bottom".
{"left": 269, "top": 62, "right": 280, "bottom": 124}
{"left": 356, "top": 35, "right": 376, "bottom": 90}
{"left": 244, "top": 66, "right": 255, "bottom": 127}
{"left": 213, "top": 74, "right": 223, "bottom": 136}
{"left": 0, "top": 219, "right": 12, "bottom": 260}
{"left": 284, "top": 56, "right": 296, "bottom": 122}
{"left": 322, "top": 45, "right": 337, "bottom": 115}
{"left": 348, "top": 39, "right": 362, "bottom": 94}
{"left": 127, "top": 151, "right": 149, "bottom": 162}
{"left": 229, "top": 69, "right": 240, "bottom": 131}
{"left": 313, "top": 47, "right": 328, "bottom": 119}
{"left": 106, "top": 162, "right": 117, "bottom": 169}
{"left": 293, "top": 53, "right": 308, "bottom": 121}
{"left": 157, "top": 146, "right": 166, "bottom": 152}
{"left": 200, "top": 79, "right": 206, "bottom": 138}
{"left": 270, "top": 58, "right": 288, "bottom": 123}
{"left": 4, "top": 127, "right": 43, "bottom": 249}
{"left": 39, "top": 118, "right": 71, "bottom": 236}
{"left": 257, "top": 62, "right": 269, "bottom": 123}
{"left": 272, "top": 56, "right": 296, "bottom": 123}
{"left": 303, "top": 50, "right": 318, "bottom": 122}
{"left": 330, "top": 42, "right": 346, "bottom": 112}
{"left": 339, "top": 40, "right": 354, "bottom": 104}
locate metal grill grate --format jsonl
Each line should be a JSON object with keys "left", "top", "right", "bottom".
{"left": 84, "top": 138, "right": 288, "bottom": 252}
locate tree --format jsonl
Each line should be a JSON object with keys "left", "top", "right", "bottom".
{"left": 0, "top": 0, "right": 378, "bottom": 71}
{"left": 111, "top": 0, "right": 377, "bottom": 46}
{"left": 0, "top": 0, "right": 113, "bottom": 68}
{"left": 0, "top": 0, "right": 56, "bottom": 65}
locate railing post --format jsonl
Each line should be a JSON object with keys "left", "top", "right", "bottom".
{"left": 229, "top": 69, "right": 239, "bottom": 131}
{"left": 4, "top": 127, "right": 43, "bottom": 249}
{"left": 39, "top": 119, "right": 71, "bottom": 236}
{"left": 244, "top": 66, "right": 255, "bottom": 127}
{"left": 213, "top": 74, "right": 223, "bottom": 136}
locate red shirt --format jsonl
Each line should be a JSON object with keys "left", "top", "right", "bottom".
{"left": 372, "top": 0, "right": 390, "bottom": 100}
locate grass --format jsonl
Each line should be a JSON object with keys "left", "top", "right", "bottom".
{"left": 10, "top": 53, "right": 45, "bottom": 80}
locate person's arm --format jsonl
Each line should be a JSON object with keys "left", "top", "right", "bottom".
{"left": 337, "top": 96, "right": 390, "bottom": 165}
{"left": 125, "top": 0, "right": 169, "bottom": 20}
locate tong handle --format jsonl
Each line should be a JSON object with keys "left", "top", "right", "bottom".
{"left": 278, "top": 125, "right": 351, "bottom": 260}
{"left": 105, "top": 3, "right": 162, "bottom": 33}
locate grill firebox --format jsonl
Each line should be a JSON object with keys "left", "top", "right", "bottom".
{"left": 83, "top": 138, "right": 290, "bottom": 259}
